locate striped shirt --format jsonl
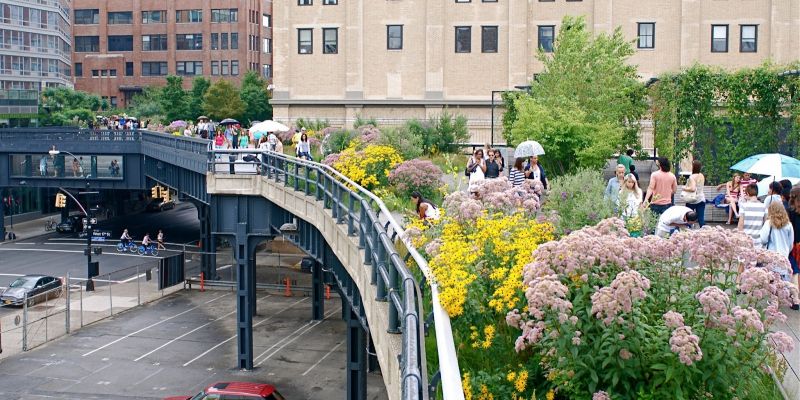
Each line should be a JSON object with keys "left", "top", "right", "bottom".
{"left": 509, "top": 168, "right": 525, "bottom": 187}
{"left": 740, "top": 200, "right": 766, "bottom": 245}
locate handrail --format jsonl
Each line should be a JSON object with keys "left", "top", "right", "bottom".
{"left": 207, "top": 148, "right": 463, "bottom": 399}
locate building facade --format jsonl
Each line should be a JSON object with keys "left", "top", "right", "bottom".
{"left": 0, "top": 0, "right": 73, "bottom": 127}
{"left": 71, "top": 0, "right": 273, "bottom": 109}
{"left": 272, "top": 0, "right": 800, "bottom": 144}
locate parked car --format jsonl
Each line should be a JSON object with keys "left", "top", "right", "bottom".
{"left": 146, "top": 199, "right": 175, "bottom": 212}
{"left": 56, "top": 215, "right": 83, "bottom": 233}
{"left": 0, "top": 275, "right": 63, "bottom": 307}
{"left": 164, "top": 382, "right": 285, "bottom": 400}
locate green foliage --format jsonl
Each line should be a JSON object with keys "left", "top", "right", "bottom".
{"left": 202, "top": 79, "right": 244, "bottom": 121}
{"left": 187, "top": 77, "right": 211, "bottom": 118}
{"left": 501, "top": 91, "right": 524, "bottom": 140}
{"left": 239, "top": 71, "right": 272, "bottom": 124}
{"left": 353, "top": 113, "right": 378, "bottom": 129}
{"left": 542, "top": 169, "right": 616, "bottom": 236}
{"left": 295, "top": 118, "right": 330, "bottom": 131}
{"left": 128, "top": 87, "right": 165, "bottom": 122}
{"left": 321, "top": 128, "right": 358, "bottom": 156}
{"left": 504, "top": 16, "right": 646, "bottom": 174}
{"left": 405, "top": 110, "right": 469, "bottom": 155}
{"left": 651, "top": 63, "right": 800, "bottom": 183}
{"left": 377, "top": 126, "right": 424, "bottom": 160}
{"left": 159, "top": 75, "right": 190, "bottom": 122}
{"left": 38, "top": 87, "right": 105, "bottom": 126}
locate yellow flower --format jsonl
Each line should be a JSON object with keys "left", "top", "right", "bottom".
{"left": 515, "top": 370, "right": 528, "bottom": 393}
{"left": 506, "top": 371, "right": 517, "bottom": 382}
{"left": 546, "top": 390, "right": 555, "bottom": 400}
{"left": 462, "top": 372, "right": 472, "bottom": 400}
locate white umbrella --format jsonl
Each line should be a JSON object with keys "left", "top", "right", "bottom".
{"left": 514, "top": 140, "right": 545, "bottom": 158}
{"left": 757, "top": 176, "right": 800, "bottom": 197}
{"left": 251, "top": 120, "right": 289, "bottom": 133}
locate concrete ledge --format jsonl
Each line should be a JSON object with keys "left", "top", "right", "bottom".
{"left": 208, "top": 174, "right": 403, "bottom": 400}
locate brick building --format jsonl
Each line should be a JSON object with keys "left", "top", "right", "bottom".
{"left": 72, "top": 0, "right": 273, "bottom": 109}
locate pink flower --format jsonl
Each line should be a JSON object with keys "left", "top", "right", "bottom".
{"left": 732, "top": 306, "right": 764, "bottom": 339}
{"left": 506, "top": 309, "right": 522, "bottom": 328}
{"left": 767, "top": 331, "right": 795, "bottom": 353}
{"left": 695, "top": 286, "right": 730, "bottom": 320}
{"left": 590, "top": 270, "right": 650, "bottom": 325}
{"left": 593, "top": 391, "right": 611, "bottom": 400}
{"left": 669, "top": 325, "right": 703, "bottom": 365}
{"left": 619, "top": 348, "right": 632, "bottom": 360}
{"left": 663, "top": 311, "right": 685, "bottom": 329}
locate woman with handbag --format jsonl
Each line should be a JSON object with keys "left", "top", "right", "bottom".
{"left": 682, "top": 161, "right": 706, "bottom": 227}
{"left": 465, "top": 149, "right": 487, "bottom": 194}
{"left": 760, "top": 202, "right": 800, "bottom": 310}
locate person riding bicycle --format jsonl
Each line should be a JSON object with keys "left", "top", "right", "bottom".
{"left": 120, "top": 229, "right": 132, "bottom": 246}
{"left": 142, "top": 233, "right": 152, "bottom": 248}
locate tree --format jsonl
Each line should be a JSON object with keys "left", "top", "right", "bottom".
{"left": 187, "top": 77, "right": 211, "bottom": 118}
{"left": 128, "top": 86, "right": 165, "bottom": 120}
{"left": 202, "top": 79, "right": 244, "bottom": 121}
{"left": 159, "top": 75, "right": 190, "bottom": 122}
{"left": 239, "top": 71, "right": 272, "bottom": 124}
{"left": 505, "top": 16, "right": 647, "bottom": 174}
{"left": 38, "top": 87, "right": 105, "bottom": 126}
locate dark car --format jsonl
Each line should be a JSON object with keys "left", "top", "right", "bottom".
{"left": 0, "top": 275, "right": 63, "bottom": 307}
{"left": 146, "top": 199, "right": 175, "bottom": 212}
{"left": 56, "top": 215, "right": 83, "bottom": 233}
{"left": 164, "top": 382, "right": 285, "bottom": 400}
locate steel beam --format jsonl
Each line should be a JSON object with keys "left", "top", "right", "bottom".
{"left": 312, "top": 259, "right": 325, "bottom": 320}
{"left": 235, "top": 223, "right": 254, "bottom": 370}
{"left": 346, "top": 301, "right": 368, "bottom": 400}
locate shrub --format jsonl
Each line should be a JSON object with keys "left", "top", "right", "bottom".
{"left": 321, "top": 128, "right": 358, "bottom": 156}
{"left": 353, "top": 114, "right": 378, "bottom": 129}
{"left": 294, "top": 117, "right": 330, "bottom": 131}
{"left": 405, "top": 110, "right": 469, "bottom": 155}
{"left": 377, "top": 127, "right": 424, "bottom": 160}
{"left": 542, "top": 168, "right": 616, "bottom": 236}
{"left": 508, "top": 220, "right": 791, "bottom": 399}
{"left": 441, "top": 178, "right": 544, "bottom": 221}
{"left": 332, "top": 144, "right": 403, "bottom": 190}
{"left": 388, "top": 159, "right": 444, "bottom": 200}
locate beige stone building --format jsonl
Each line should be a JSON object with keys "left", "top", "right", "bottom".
{"left": 272, "top": 0, "right": 800, "bottom": 145}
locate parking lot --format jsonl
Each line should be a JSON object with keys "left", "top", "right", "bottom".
{"left": 0, "top": 289, "right": 389, "bottom": 400}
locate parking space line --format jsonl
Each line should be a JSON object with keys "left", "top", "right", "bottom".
{"left": 132, "top": 367, "right": 164, "bottom": 386}
{"left": 302, "top": 341, "right": 344, "bottom": 376}
{"left": 182, "top": 297, "right": 309, "bottom": 367}
{"left": 133, "top": 294, "right": 272, "bottom": 362}
{"left": 61, "top": 362, "right": 114, "bottom": 391}
{"left": 82, "top": 293, "right": 229, "bottom": 357}
{"left": 253, "top": 307, "right": 341, "bottom": 367}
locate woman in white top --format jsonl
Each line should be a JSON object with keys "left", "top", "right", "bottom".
{"left": 761, "top": 201, "right": 795, "bottom": 281}
{"left": 466, "top": 149, "right": 487, "bottom": 194}
{"left": 763, "top": 181, "right": 784, "bottom": 213}
{"left": 683, "top": 161, "right": 707, "bottom": 227}
{"left": 619, "top": 173, "right": 643, "bottom": 219}
{"left": 296, "top": 133, "right": 312, "bottom": 160}
{"left": 411, "top": 192, "right": 440, "bottom": 220}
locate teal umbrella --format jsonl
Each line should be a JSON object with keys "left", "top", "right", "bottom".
{"left": 730, "top": 153, "right": 800, "bottom": 178}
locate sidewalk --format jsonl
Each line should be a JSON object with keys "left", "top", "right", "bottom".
{"left": 1, "top": 213, "right": 59, "bottom": 244}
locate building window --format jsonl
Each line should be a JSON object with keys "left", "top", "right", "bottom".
{"left": 92, "top": 69, "right": 99, "bottom": 77}
{"left": 324, "top": 0, "right": 338, "bottom": 4}
{"left": 74, "top": 9, "right": 99, "bottom": 25}
{"left": 107, "top": 11, "right": 133, "bottom": 24}
{"left": 176, "top": 10, "right": 202, "bottom": 23}
{"left": 74, "top": 63, "right": 82, "bottom": 77}
{"left": 125, "top": 62, "right": 133, "bottom": 76}
{"left": 387, "top": 25, "right": 403, "bottom": 50}
{"left": 75, "top": 36, "right": 100, "bottom": 52}
{"left": 110, "top": 97, "right": 117, "bottom": 108}
{"left": 262, "top": 14, "right": 271, "bottom": 27}
{"left": 231, "top": 33, "right": 239, "bottom": 50}
{"left": 298, "top": 28, "right": 313, "bottom": 54}
{"left": 455, "top": 26, "right": 471, "bottom": 53}
{"left": 262, "top": 64, "right": 272, "bottom": 78}
{"left": 176, "top": 34, "right": 203, "bottom": 50}
{"left": 481, "top": 26, "right": 498, "bottom": 53}
{"left": 263, "top": 38, "right": 272, "bottom": 53}
{"left": 637, "top": 22, "right": 655, "bottom": 49}
{"left": 142, "top": 35, "right": 168, "bottom": 51}
{"left": 108, "top": 35, "right": 133, "bottom": 52}
{"left": 221, "top": 33, "right": 229, "bottom": 50}
{"left": 141, "top": 61, "right": 168, "bottom": 76}
{"left": 299, "top": 0, "right": 312, "bottom": 5}
{"left": 231, "top": 60, "right": 239, "bottom": 76}
{"left": 538, "top": 25, "right": 555, "bottom": 52}
{"left": 211, "top": 61, "right": 219, "bottom": 75}
{"left": 211, "top": 9, "right": 238, "bottom": 23}
{"left": 109, "top": 69, "right": 117, "bottom": 77}
{"left": 455, "top": 0, "right": 471, "bottom": 2}
{"left": 711, "top": 24, "right": 728, "bottom": 53}
{"left": 221, "top": 60, "right": 229, "bottom": 75}
{"left": 323, "top": 28, "right": 338, "bottom": 54}
{"left": 142, "top": 10, "right": 166, "bottom": 24}
{"left": 177, "top": 61, "right": 203, "bottom": 76}
{"left": 740, "top": 25, "right": 757, "bottom": 53}
{"left": 211, "top": 33, "right": 219, "bottom": 50}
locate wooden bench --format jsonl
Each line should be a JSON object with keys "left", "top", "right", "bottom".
{"left": 674, "top": 185, "right": 731, "bottom": 223}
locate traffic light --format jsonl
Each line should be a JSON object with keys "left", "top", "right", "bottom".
{"left": 162, "top": 189, "right": 170, "bottom": 202}
{"left": 151, "top": 186, "right": 161, "bottom": 199}
{"left": 54, "top": 193, "right": 66, "bottom": 208}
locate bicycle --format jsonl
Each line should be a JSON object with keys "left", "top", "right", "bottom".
{"left": 44, "top": 218, "right": 57, "bottom": 232}
{"left": 137, "top": 243, "right": 159, "bottom": 257}
{"left": 117, "top": 240, "right": 137, "bottom": 253}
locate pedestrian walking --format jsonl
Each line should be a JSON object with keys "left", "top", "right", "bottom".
{"left": 738, "top": 183, "right": 765, "bottom": 246}
{"left": 524, "top": 155, "right": 548, "bottom": 189}
{"left": 484, "top": 150, "right": 501, "bottom": 179}
{"left": 645, "top": 157, "right": 677, "bottom": 216}
{"left": 605, "top": 164, "right": 626, "bottom": 202}
{"left": 296, "top": 133, "right": 312, "bottom": 160}
{"left": 509, "top": 158, "right": 526, "bottom": 188}
{"left": 620, "top": 174, "right": 643, "bottom": 219}
{"left": 618, "top": 149, "right": 634, "bottom": 174}
{"left": 157, "top": 230, "right": 166, "bottom": 250}
{"left": 682, "top": 160, "right": 707, "bottom": 227}
{"left": 465, "top": 149, "right": 487, "bottom": 194}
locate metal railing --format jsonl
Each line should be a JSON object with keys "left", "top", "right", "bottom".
{"left": 208, "top": 148, "right": 464, "bottom": 399}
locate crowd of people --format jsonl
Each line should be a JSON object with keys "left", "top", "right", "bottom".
{"left": 464, "top": 146, "right": 547, "bottom": 194}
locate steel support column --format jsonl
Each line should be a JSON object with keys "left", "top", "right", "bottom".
{"left": 367, "top": 334, "right": 379, "bottom": 373}
{"left": 312, "top": 259, "right": 324, "bottom": 320}
{"left": 249, "top": 254, "right": 257, "bottom": 316}
{"left": 198, "top": 204, "right": 216, "bottom": 280}
{"left": 0, "top": 190, "right": 5, "bottom": 241}
{"left": 346, "top": 300, "right": 367, "bottom": 400}
{"left": 235, "top": 223, "right": 255, "bottom": 370}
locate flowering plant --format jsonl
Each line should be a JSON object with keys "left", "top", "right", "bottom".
{"left": 441, "top": 178, "right": 544, "bottom": 222}
{"left": 507, "top": 219, "right": 791, "bottom": 399}
{"left": 332, "top": 144, "right": 403, "bottom": 190}
{"left": 388, "top": 159, "right": 444, "bottom": 200}
{"left": 542, "top": 169, "right": 616, "bottom": 236}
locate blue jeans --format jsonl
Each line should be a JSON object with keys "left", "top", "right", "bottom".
{"left": 649, "top": 203, "right": 672, "bottom": 217}
{"left": 686, "top": 201, "right": 706, "bottom": 227}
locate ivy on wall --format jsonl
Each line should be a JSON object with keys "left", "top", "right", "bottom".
{"left": 650, "top": 63, "right": 800, "bottom": 184}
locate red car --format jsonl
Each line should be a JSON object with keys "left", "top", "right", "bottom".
{"left": 164, "top": 381, "right": 286, "bottom": 400}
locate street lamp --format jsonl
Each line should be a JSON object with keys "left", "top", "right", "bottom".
{"left": 490, "top": 85, "right": 534, "bottom": 147}
{"left": 49, "top": 147, "right": 87, "bottom": 178}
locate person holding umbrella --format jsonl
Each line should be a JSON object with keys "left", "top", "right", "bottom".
{"left": 515, "top": 141, "right": 547, "bottom": 189}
